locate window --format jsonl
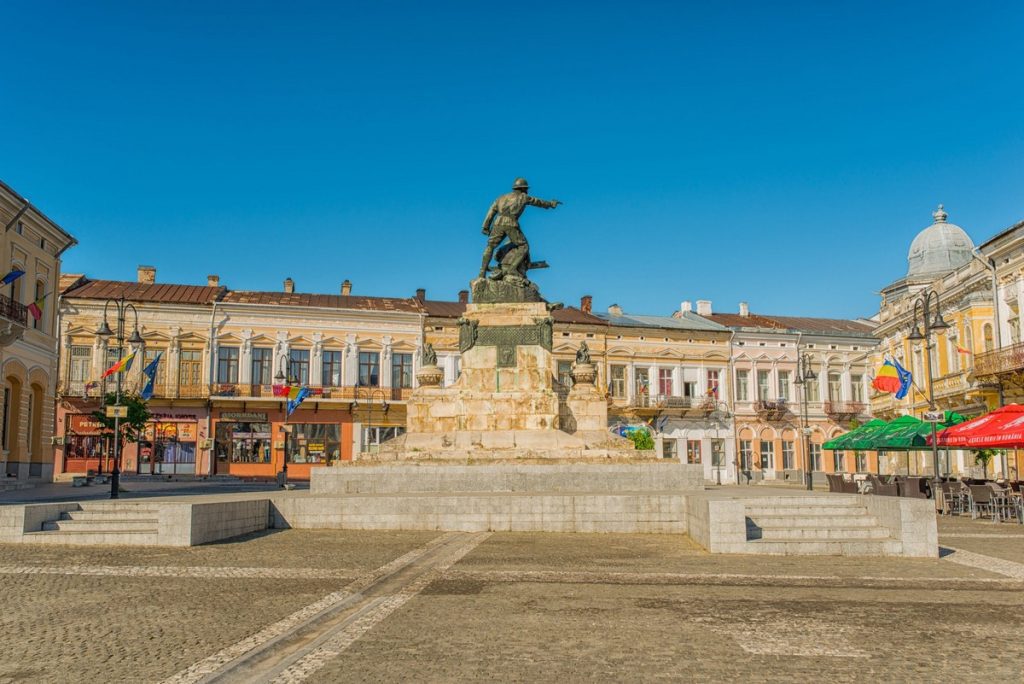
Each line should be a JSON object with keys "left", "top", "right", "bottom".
{"left": 610, "top": 365, "right": 626, "bottom": 398}
{"left": 777, "top": 371, "right": 790, "bottom": 401}
{"left": 69, "top": 346, "right": 92, "bottom": 385}
{"left": 322, "top": 350, "right": 343, "bottom": 387}
{"left": 855, "top": 451, "right": 867, "bottom": 472}
{"left": 179, "top": 350, "right": 202, "bottom": 389}
{"left": 739, "top": 440, "right": 753, "bottom": 470}
{"left": 289, "top": 349, "right": 310, "bottom": 385}
{"left": 215, "top": 422, "right": 271, "bottom": 464}
{"left": 735, "top": 370, "right": 749, "bottom": 401}
{"left": 682, "top": 381, "right": 697, "bottom": 398}
{"left": 947, "top": 337, "right": 960, "bottom": 374}
{"left": 25, "top": 390, "right": 33, "bottom": 457}
{"left": 782, "top": 440, "right": 795, "bottom": 470}
{"left": 810, "top": 443, "right": 822, "bottom": 471}
{"left": 658, "top": 368, "right": 673, "bottom": 396}
{"left": 706, "top": 370, "right": 720, "bottom": 398}
{"left": 556, "top": 360, "right": 573, "bottom": 390}
{"left": 362, "top": 426, "right": 407, "bottom": 452}
{"left": 710, "top": 439, "right": 725, "bottom": 467}
{"left": 287, "top": 423, "right": 342, "bottom": 464}
{"left": 686, "top": 440, "right": 702, "bottom": 464}
{"left": 358, "top": 351, "right": 380, "bottom": 386}
{"left": 392, "top": 353, "right": 413, "bottom": 388}
{"left": 217, "top": 346, "right": 239, "bottom": 384}
{"left": 251, "top": 348, "right": 273, "bottom": 385}
{"left": 760, "top": 440, "right": 774, "bottom": 469}
{"left": 663, "top": 439, "right": 677, "bottom": 460}
{"left": 1, "top": 386, "right": 9, "bottom": 450}
{"left": 833, "top": 450, "right": 845, "bottom": 473}
{"left": 983, "top": 324, "right": 994, "bottom": 352}
{"left": 805, "top": 377, "right": 819, "bottom": 402}
{"left": 32, "top": 280, "right": 44, "bottom": 330}
{"left": 850, "top": 374, "right": 864, "bottom": 402}
{"left": 142, "top": 348, "right": 166, "bottom": 390}
{"left": 635, "top": 368, "right": 650, "bottom": 399}
{"left": 828, "top": 372, "right": 842, "bottom": 402}
{"left": 757, "top": 370, "right": 770, "bottom": 400}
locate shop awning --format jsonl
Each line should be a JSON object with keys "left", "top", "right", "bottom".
{"left": 931, "top": 404, "right": 1024, "bottom": 448}
{"left": 822, "top": 419, "right": 888, "bottom": 450}
{"left": 866, "top": 412, "right": 966, "bottom": 451}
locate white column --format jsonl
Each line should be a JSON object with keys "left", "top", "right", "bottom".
{"left": 311, "top": 334, "right": 323, "bottom": 387}
{"left": 344, "top": 334, "right": 359, "bottom": 386}
{"left": 626, "top": 362, "right": 635, "bottom": 402}
{"left": 239, "top": 332, "right": 253, "bottom": 385}
{"left": 380, "top": 336, "right": 393, "bottom": 388}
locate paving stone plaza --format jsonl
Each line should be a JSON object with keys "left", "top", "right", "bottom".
{"left": 0, "top": 511, "right": 1021, "bottom": 682}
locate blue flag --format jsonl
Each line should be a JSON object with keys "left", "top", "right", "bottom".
{"left": 892, "top": 357, "right": 913, "bottom": 400}
{"left": 286, "top": 386, "right": 311, "bottom": 416}
{"left": 1, "top": 269, "right": 25, "bottom": 285}
{"left": 139, "top": 352, "right": 162, "bottom": 400}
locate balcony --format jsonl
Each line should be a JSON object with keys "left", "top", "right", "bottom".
{"left": 824, "top": 401, "right": 866, "bottom": 422}
{"left": 208, "top": 384, "right": 412, "bottom": 402}
{"left": 974, "top": 343, "right": 1024, "bottom": 378}
{"left": 0, "top": 293, "right": 27, "bottom": 327}
{"left": 754, "top": 399, "right": 790, "bottom": 420}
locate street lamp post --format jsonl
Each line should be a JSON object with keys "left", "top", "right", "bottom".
{"left": 350, "top": 387, "right": 390, "bottom": 457}
{"left": 94, "top": 297, "right": 144, "bottom": 500}
{"left": 907, "top": 288, "right": 951, "bottom": 490}
{"left": 274, "top": 355, "right": 294, "bottom": 487}
{"left": 793, "top": 351, "right": 817, "bottom": 491}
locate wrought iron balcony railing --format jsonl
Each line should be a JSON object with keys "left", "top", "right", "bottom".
{"left": 974, "top": 343, "right": 1024, "bottom": 377}
{"left": 824, "top": 401, "right": 866, "bottom": 420}
{"left": 0, "top": 293, "right": 27, "bottom": 327}
{"left": 754, "top": 399, "right": 790, "bottom": 419}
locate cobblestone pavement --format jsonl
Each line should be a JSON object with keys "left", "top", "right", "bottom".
{"left": 1, "top": 527, "right": 1022, "bottom": 683}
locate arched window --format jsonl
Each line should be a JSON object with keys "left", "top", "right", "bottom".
{"left": 983, "top": 323, "right": 995, "bottom": 352}
{"left": 946, "top": 335, "right": 959, "bottom": 374}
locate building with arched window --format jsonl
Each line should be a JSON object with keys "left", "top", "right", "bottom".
{"left": 0, "top": 179, "right": 77, "bottom": 482}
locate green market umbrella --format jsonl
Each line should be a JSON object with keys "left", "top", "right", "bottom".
{"left": 822, "top": 419, "right": 888, "bottom": 450}
{"left": 868, "top": 412, "right": 966, "bottom": 451}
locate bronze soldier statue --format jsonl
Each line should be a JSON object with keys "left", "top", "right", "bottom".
{"left": 479, "top": 178, "right": 560, "bottom": 282}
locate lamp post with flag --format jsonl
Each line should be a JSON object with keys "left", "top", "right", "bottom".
{"left": 274, "top": 356, "right": 311, "bottom": 487}
{"left": 793, "top": 351, "right": 817, "bottom": 491}
{"left": 94, "top": 297, "right": 144, "bottom": 499}
{"left": 907, "top": 289, "right": 951, "bottom": 489}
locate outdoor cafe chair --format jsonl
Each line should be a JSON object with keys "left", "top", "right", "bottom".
{"left": 987, "top": 483, "right": 1021, "bottom": 524}
{"left": 969, "top": 485, "right": 999, "bottom": 522}
{"left": 867, "top": 474, "right": 898, "bottom": 496}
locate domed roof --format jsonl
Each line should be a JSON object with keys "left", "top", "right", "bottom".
{"left": 907, "top": 205, "right": 974, "bottom": 278}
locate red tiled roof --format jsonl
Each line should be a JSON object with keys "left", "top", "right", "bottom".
{"left": 422, "top": 300, "right": 467, "bottom": 318}
{"left": 59, "top": 273, "right": 86, "bottom": 293}
{"left": 222, "top": 290, "right": 422, "bottom": 312}
{"left": 705, "top": 313, "right": 789, "bottom": 329}
{"left": 62, "top": 279, "right": 225, "bottom": 304}
{"left": 706, "top": 312, "right": 875, "bottom": 337}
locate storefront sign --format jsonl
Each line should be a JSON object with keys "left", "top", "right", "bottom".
{"left": 144, "top": 421, "right": 198, "bottom": 442}
{"left": 221, "top": 412, "right": 268, "bottom": 422}
{"left": 150, "top": 412, "right": 200, "bottom": 421}
{"left": 69, "top": 414, "right": 104, "bottom": 435}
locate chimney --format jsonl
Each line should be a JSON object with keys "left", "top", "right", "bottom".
{"left": 608, "top": 303, "right": 623, "bottom": 317}
{"left": 580, "top": 295, "right": 592, "bottom": 314}
{"left": 415, "top": 288, "right": 426, "bottom": 302}
{"left": 680, "top": 300, "right": 692, "bottom": 314}
{"left": 696, "top": 300, "right": 712, "bottom": 316}
{"left": 458, "top": 290, "right": 469, "bottom": 304}
{"left": 137, "top": 265, "right": 156, "bottom": 284}
{"left": 283, "top": 277, "right": 294, "bottom": 294}
{"left": 207, "top": 275, "right": 220, "bottom": 288}
{"left": 739, "top": 301, "right": 750, "bottom": 317}
{"left": 341, "top": 280, "right": 352, "bottom": 296}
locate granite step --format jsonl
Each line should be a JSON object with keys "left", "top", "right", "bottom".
{"left": 23, "top": 529, "right": 161, "bottom": 545}
{"left": 751, "top": 526, "right": 892, "bottom": 541}
{"left": 743, "top": 539, "right": 904, "bottom": 556}
{"left": 63, "top": 509, "right": 160, "bottom": 521}
{"left": 744, "top": 504, "right": 868, "bottom": 517}
{"left": 746, "top": 514, "right": 881, "bottom": 528}
{"left": 44, "top": 519, "right": 159, "bottom": 532}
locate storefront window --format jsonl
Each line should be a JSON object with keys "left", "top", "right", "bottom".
{"left": 362, "top": 426, "right": 406, "bottom": 453}
{"left": 139, "top": 421, "right": 198, "bottom": 474}
{"left": 782, "top": 440, "right": 795, "bottom": 469}
{"left": 686, "top": 440, "right": 701, "bottom": 464}
{"left": 287, "top": 423, "right": 341, "bottom": 464}
{"left": 215, "top": 422, "right": 272, "bottom": 464}
{"left": 662, "top": 438, "right": 677, "bottom": 459}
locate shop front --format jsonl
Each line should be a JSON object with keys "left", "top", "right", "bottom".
{"left": 62, "top": 413, "right": 107, "bottom": 474}
{"left": 212, "top": 408, "right": 353, "bottom": 480}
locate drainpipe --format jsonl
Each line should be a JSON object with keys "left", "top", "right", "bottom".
{"left": 971, "top": 249, "right": 1005, "bottom": 408}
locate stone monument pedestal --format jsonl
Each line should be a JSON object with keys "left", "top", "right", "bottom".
{"left": 360, "top": 300, "right": 642, "bottom": 462}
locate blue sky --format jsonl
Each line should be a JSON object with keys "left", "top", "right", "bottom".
{"left": 3, "top": 1, "right": 1022, "bottom": 318}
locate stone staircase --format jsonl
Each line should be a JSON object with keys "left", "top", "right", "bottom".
{"left": 25, "top": 502, "right": 162, "bottom": 545}
{"left": 743, "top": 495, "right": 903, "bottom": 556}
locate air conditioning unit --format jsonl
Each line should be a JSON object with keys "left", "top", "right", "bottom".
{"left": 51, "top": 436, "right": 65, "bottom": 446}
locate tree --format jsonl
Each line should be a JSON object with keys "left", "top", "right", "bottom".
{"left": 627, "top": 428, "right": 655, "bottom": 451}
{"left": 972, "top": 449, "right": 999, "bottom": 478}
{"left": 92, "top": 392, "right": 151, "bottom": 456}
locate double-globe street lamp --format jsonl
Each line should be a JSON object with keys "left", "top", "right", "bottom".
{"left": 274, "top": 354, "right": 298, "bottom": 486}
{"left": 793, "top": 351, "right": 817, "bottom": 491}
{"left": 94, "top": 297, "right": 144, "bottom": 499}
{"left": 907, "top": 288, "right": 951, "bottom": 489}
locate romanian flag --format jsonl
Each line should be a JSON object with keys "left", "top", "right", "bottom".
{"left": 101, "top": 352, "right": 136, "bottom": 379}
{"left": 872, "top": 358, "right": 912, "bottom": 400}
{"left": 27, "top": 293, "right": 46, "bottom": 322}
{"left": 272, "top": 385, "right": 306, "bottom": 399}
{"left": 956, "top": 345, "right": 972, "bottom": 355}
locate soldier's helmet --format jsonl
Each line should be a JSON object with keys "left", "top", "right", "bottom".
{"left": 512, "top": 177, "right": 529, "bottom": 190}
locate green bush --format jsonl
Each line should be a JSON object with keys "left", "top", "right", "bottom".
{"left": 628, "top": 428, "right": 655, "bottom": 451}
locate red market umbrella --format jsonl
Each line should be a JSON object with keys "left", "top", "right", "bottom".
{"left": 931, "top": 404, "right": 1024, "bottom": 448}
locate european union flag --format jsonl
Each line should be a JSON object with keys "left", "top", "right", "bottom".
{"left": 1, "top": 269, "right": 25, "bottom": 285}
{"left": 892, "top": 357, "right": 913, "bottom": 400}
{"left": 286, "top": 386, "right": 311, "bottom": 416}
{"left": 140, "top": 352, "right": 162, "bottom": 400}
